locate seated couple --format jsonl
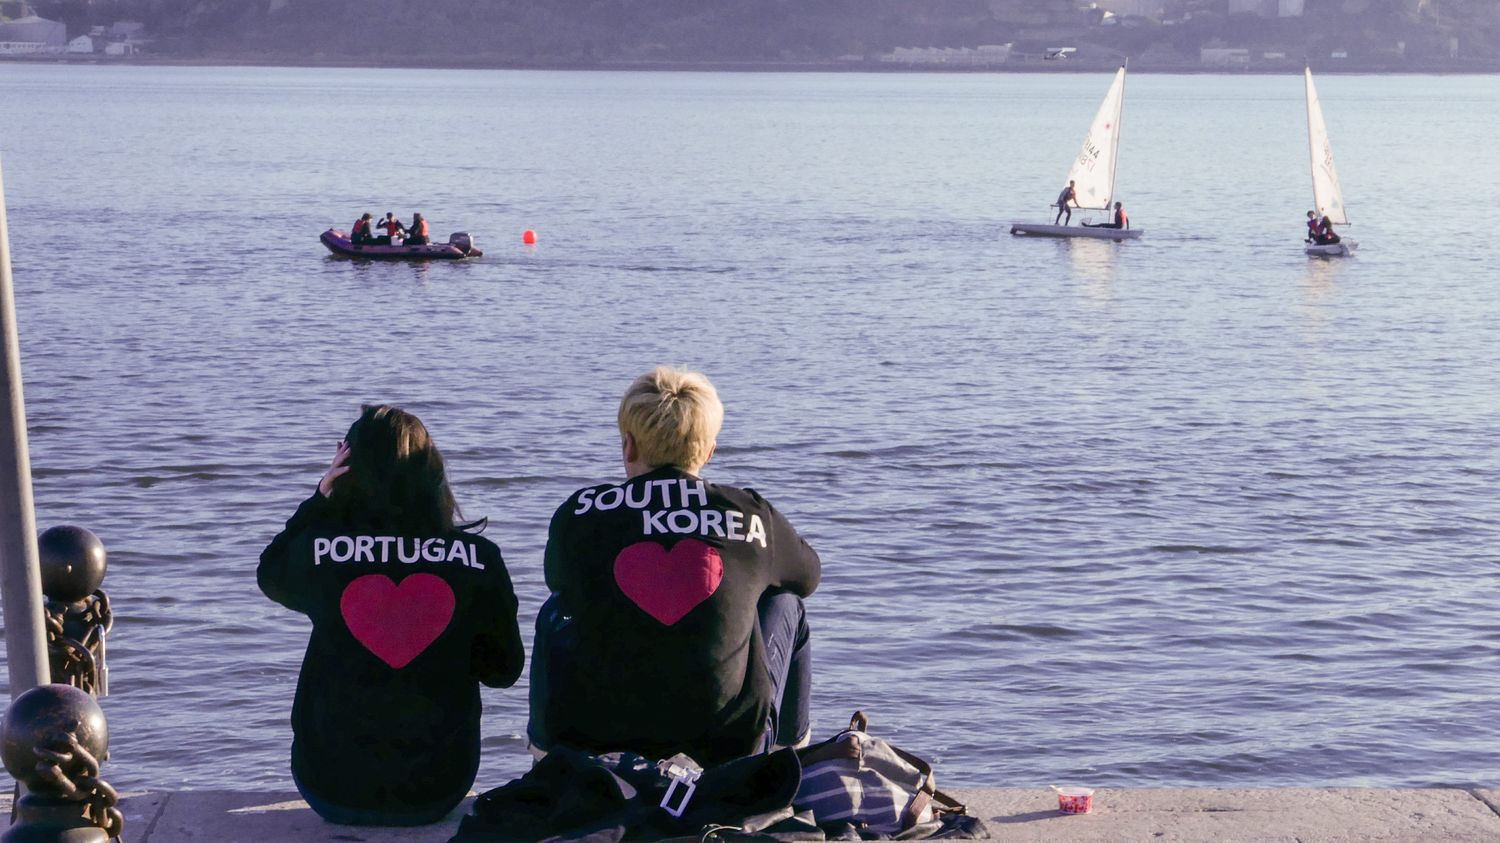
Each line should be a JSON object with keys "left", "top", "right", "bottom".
{"left": 1306, "top": 210, "right": 1341, "bottom": 245}
{"left": 257, "top": 367, "right": 820, "bottom": 826}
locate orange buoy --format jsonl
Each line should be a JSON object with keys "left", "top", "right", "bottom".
{"left": 522, "top": 229, "right": 537, "bottom": 245}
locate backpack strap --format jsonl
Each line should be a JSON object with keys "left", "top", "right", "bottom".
{"left": 903, "top": 785, "right": 968, "bottom": 827}
{"left": 796, "top": 711, "right": 869, "bottom": 766}
{"left": 882, "top": 739, "right": 939, "bottom": 831}
{"left": 905, "top": 789, "right": 933, "bottom": 830}
{"left": 797, "top": 729, "right": 864, "bottom": 766}
{"left": 931, "top": 789, "right": 968, "bottom": 816}
{"left": 886, "top": 740, "right": 968, "bottom": 822}
{"left": 888, "top": 744, "right": 934, "bottom": 781}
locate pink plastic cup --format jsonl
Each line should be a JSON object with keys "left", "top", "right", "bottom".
{"left": 1056, "top": 786, "right": 1094, "bottom": 814}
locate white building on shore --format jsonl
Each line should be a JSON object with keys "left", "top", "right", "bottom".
{"left": 880, "top": 44, "right": 1013, "bottom": 66}
{"left": 1201, "top": 46, "right": 1251, "bottom": 66}
{"left": 1227, "top": 0, "right": 1304, "bottom": 16}
{"left": 1091, "top": 0, "right": 1166, "bottom": 19}
{"left": 0, "top": 14, "right": 65, "bottom": 51}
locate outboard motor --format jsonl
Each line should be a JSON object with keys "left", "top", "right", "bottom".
{"left": 448, "top": 232, "right": 475, "bottom": 255}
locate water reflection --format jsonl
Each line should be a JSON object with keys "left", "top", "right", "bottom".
{"left": 341, "top": 257, "right": 432, "bottom": 282}
{"left": 1066, "top": 237, "right": 1118, "bottom": 305}
{"left": 1298, "top": 250, "right": 1348, "bottom": 324}
{"left": 1292, "top": 249, "right": 1347, "bottom": 397}
{"left": 1301, "top": 251, "right": 1348, "bottom": 290}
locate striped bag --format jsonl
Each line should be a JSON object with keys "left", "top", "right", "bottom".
{"left": 793, "top": 711, "right": 968, "bottom": 835}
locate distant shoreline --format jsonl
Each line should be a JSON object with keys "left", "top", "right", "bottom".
{"left": 5, "top": 53, "right": 1500, "bottom": 74}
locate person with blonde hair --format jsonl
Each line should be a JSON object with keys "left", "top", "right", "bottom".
{"left": 528, "top": 367, "right": 820, "bottom": 764}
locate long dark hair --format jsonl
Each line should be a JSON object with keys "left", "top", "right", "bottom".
{"left": 328, "top": 405, "right": 461, "bottom": 534}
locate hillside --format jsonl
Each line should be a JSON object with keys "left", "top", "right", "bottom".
{"left": 15, "top": 0, "right": 1500, "bottom": 68}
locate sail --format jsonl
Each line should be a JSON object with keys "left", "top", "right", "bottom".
{"left": 1305, "top": 68, "right": 1349, "bottom": 225}
{"left": 1064, "top": 67, "right": 1126, "bottom": 211}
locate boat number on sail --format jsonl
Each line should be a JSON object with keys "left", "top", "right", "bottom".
{"left": 1077, "top": 139, "right": 1102, "bottom": 172}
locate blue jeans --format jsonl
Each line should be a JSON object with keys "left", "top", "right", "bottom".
{"left": 757, "top": 590, "right": 812, "bottom": 749}
{"left": 527, "top": 590, "right": 812, "bottom": 754}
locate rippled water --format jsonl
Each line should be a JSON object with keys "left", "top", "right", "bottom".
{"left": 1, "top": 65, "right": 1498, "bottom": 793}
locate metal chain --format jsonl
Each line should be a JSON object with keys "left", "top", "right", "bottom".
{"left": 44, "top": 590, "right": 111, "bottom": 696}
{"left": 30, "top": 728, "right": 124, "bottom": 838}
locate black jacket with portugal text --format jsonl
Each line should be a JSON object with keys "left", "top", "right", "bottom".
{"left": 258, "top": 492, "right": 524, "bottom": 816}
{"left": 544, "top": 465, "right": 820, "bottom": 765}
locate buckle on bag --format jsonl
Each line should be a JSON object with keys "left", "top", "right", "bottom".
{"left": 661, "top": 763, "right": 702, "bottom": 818}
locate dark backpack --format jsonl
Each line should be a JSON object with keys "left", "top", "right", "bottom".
{"left": 451, "top": 747, "right": 803, "bottom": 842}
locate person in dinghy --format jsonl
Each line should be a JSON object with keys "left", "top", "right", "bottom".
{"left": 1305, "top": 210, "right": 1341, "bottom": 246}
{"left": 1083, "top": 201, "right": 1129, "bottom": 230}
{"left": 351, "top": 213, "right": 376, "bottom": 245}
{"left": 1054, "top": 180, "right": 1079, "bottom": 225}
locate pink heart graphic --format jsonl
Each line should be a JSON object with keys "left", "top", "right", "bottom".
{"left": 340, "top": 573, "right": 456, "bottom": 669}
{"left": 614, "top": 539, "right": 724, "bottom": 626}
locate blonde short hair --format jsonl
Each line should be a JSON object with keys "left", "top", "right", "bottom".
{"left": 618, "top": 367, "right": 724, "bottom": 470}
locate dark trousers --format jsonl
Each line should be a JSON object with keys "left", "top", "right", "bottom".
{"left": 293, "top": 760, "right": 472, "bottom": 826}
{"left": 527, "top": 590, "right": 812, "bottom": 754}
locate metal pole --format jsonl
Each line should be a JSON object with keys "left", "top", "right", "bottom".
{"left": 0, "top": 152, "right": 50, "bottom": 700}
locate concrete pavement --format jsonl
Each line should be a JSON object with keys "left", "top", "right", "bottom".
{"left": 6, "top": 787, "right": 1500, "bottom": 841}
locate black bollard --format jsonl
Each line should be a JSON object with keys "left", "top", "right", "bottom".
{"left": 37, "top": 528, "right": 110, "bottom": 698}
{"left": 1, "top": 684, "right": 121, "bottom": 842}
{"left": 37, "top": 528, "right": 105, "bottom": 605}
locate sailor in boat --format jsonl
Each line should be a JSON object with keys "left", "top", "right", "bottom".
{"left": 351, "top": 212, "right": 375, "bottom": 245}
{"left": 1054, "top": 180, "right": 1079, "bottom": 225}
{"left": 1305, "top": 210, "right": 1341, "bottom": 245}
{"left": 1318, "top": 214, "right": 1342, "bottom": 244}
{"left": 407, "top": 212, "right": 431, "bottom": 246}
{"left": 1083, "top": 201, "right": 1129, "bottom": 231}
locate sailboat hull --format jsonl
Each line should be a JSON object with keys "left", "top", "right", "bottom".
{"left": 1009, "top": 223, "right": 1142, "bottom": 240}
{"left": 1305, "top": 240, "right": 1357, "bottom": 257}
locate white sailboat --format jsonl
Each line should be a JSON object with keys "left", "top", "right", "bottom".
{"left": 1304, "top": 68, "right": 1357, "bottom": 257}
{"left": 1011, "top": 66, "right": 1141, "bottom": 241}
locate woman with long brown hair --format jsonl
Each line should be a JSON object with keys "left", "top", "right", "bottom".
{"left": 259, "top": 405, "right": 523, "bottom": 826}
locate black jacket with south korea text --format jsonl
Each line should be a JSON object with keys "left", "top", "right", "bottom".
{"left": 258, "top": 492, "right": 524, "bottom": 816}
{"left": 544, "top": 465, "right": 820, "bottom": 765}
